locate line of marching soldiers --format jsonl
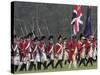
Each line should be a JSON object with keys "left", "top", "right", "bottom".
{"left": 11, "top": 33, "right": 97, "bottom": 72}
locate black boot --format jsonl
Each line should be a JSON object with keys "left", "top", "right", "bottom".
{"left": 55, "top": 60, "right": 61, "bottom": 68}
{"left": 37, "top": 62, "right": 41, "bottom": 70}
{"left": 14, "top": 65, "right": 18, "bottom": 72}
{"left": 43, "top": 61, "right": 47, "bottom": 70}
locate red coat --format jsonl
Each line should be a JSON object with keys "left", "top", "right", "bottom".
{"left": 77, "top": 40, "right": 82, "bottom": 53}
{"left": 55, "top": 43, "right": 62, "bottom": 55}
{"left": 86, "top": 39, "right": 96, "bottom": 54}
{"left": 19, "top": 39, "right": 28, "bottom": 57}
{"left": 68, "top": 40, "right": 77, "bottom": 50}
{"left": 67, "top": 40, "right": 77, "bottom": 61}
{"left": 18, "top": 40, "right": 23, "bottom": 52}
{"left": 90, "top": 39, "right": 95, "bottom": 48}
{"left": 85, "top": 39, "right": 90, "bottom": 49}
{"left": 84, "top": 39, "right": 90, "bottom": 54}
{"left": 38, "top": 41, "right": 46, "bottom": 53}
{"left": 46, "top": 42, "right": 52, "bottom": 55}
{"left": 68, "top": 50, "right": 74, "bottom": 61}
{"left": 67, "top": 40, "right": 73, "bottom": 50}
{"left": 23, "top": 40, "right": 28, "bottom": 50}
{"left": 38, "top": 41, "right": 42, "bottom": 49}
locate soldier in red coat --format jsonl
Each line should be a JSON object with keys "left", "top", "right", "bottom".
{"left": 19, "top": 37, "right": 27, "bottom": 71}
{"left": 22, "top": 38, "right": 28, "bottom": 58}
{"left": 67, "top": 42, "right": 74, "bottom": 63}
{"left": 55, "top": 35, "right": 63, "bottom": 68}
{"left": 20, "top": 34, "right": 35, "bottom": 71}
{"left": 18, "top": 37, "right": 24, "bottom": 62}
{"left": 78, "top": 36, "right": 87, "bottom": 67}
{"left": 26, "top": 33, "right": 36, "bottom": 71}
{"left": 62, "top": 37, "right": 69, "bottom": 65}
{"left": 33, "top": 37, "right": 41, "bottom": 70}
{"left": 86, "top": 35, "right": 96, "bottom": 66}
{"left": 28, "top": 38, "right": 37, "bottom": 71}
{"left": 68, "top": 36, "right": 78, "bottom": 69}
{"left": 46, "top": 35, "right": 54, "bottom": 69}
{"left": 38, "top": 36, "right": 47, "bottom": 70}
{"left": 77, "top": 39, "right": 82, "bottom": 64}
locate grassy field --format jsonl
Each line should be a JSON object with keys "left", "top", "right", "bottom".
{"left": 15, "top": 62, "right": 97, "bottom": 74}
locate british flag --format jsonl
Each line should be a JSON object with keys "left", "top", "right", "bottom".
{"left": 71, "top": 5, "right": 83, "bottom": 36}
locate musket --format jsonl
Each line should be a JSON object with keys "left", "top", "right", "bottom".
{"left": 21, "top": 19, "right": 28, "bottom": 35}
{"left": 36, "top": 5, "right": 48, "bottom": 49}
{"left": 16, "top": 18, "right": 28, "bottom": 35}
{"left": 31, "top": 16, "right": 36, "bottom": 38}
{"left": 43, "top": 19, "right": 51, "bottom": 36}
{"left": 24, "top": 25, "right": 28, "bottom": 35}
{"left": 32, "top": 16, "right": 35, "bottom": 31}
{"left": 20, "top": 24, "right": 24, "bottom": 37}
{"left": 36, "top": 5, "right": 43, "bottom": 36}
{"left": 15, "top": 18, "right": 26, "bottom": 37}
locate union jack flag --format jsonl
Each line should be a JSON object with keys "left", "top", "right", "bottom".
{"left": 71, "top": 5, "right": 83, "bottom": 36}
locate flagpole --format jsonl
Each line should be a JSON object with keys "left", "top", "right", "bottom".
{"left": 83, "top": 6, "right": 92, "bottom": 38}
{"left": 71, "top": 7, "right": 73, "bottom": 39}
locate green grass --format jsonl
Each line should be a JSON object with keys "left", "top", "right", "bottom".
{"left": 15, "top": 62, "right": 97, "bottom": 74}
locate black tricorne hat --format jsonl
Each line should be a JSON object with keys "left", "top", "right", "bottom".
{"left": 79, "top": 33, "right": 84, "bottom": 39}
{"left": 27, "top": 32, "right": 33, "bottom": 38}
{"left": 58, "top": 35, "right": 62, "bottom": 40}
{"left": 34, "top": 37, "right": 38, "bottom": 41}
{"left": 14, "top": 34, "right": 17, "bottom": 38}
{"left": 40, "top": 36, "right": 46, "bottom": 40}
{"left": 63, "top": 37, "right": 67, "bottom": 40}
{"left": 72, "top": 35, "right": 77, "bottom": 39}
{"left": 48, "top": 35, "right": 53, "bottom": 40}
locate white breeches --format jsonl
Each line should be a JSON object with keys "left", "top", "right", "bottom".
{"left": 14, "top": 56, "right": 20, "bottom": 65}
{"left": 35, "top": 53, "right": 41, "bottom": 62}
{"left": 41, "top": 52, "right": 47, "bottom": 63}
{"left": 50, "top": 53, "right": 54, "bottom": 60}
{"left": 64, "top": 51, "right": 68, "bottom": 60}
{"left": 58, "top": 53, "right": 63, "bottom": 60}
